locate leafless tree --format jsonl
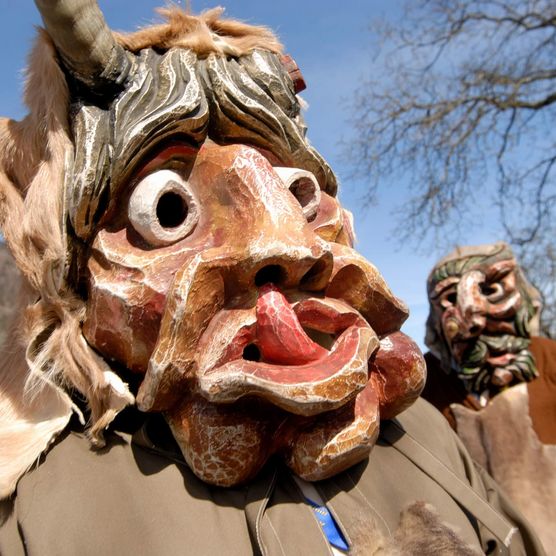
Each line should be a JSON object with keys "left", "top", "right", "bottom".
{"left": 518, "top": 224, "right": 556, "bottom": 337}
{"left": 350, "top": 0, "right": 556, "bottom": 337}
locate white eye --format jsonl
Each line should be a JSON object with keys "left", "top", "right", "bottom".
{"left": 273, "top": 167, "right": 321, "bottom": 222}
{"left": 128, "top": 169, "right": 199, "bottom": 246}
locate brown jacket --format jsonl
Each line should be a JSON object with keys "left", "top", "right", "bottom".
{"left": 0, "top": 399, "right": 544, "bottom": 555}
{"left": 527, "top": 336, "right": 556, "bottom": 444}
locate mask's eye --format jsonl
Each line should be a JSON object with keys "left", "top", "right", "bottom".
{"left": 274, "top": 167, "right": 321, "bottom": 222}
{"left": 440, "top": 289, "right": 458, "bottom": 308}
{"left": 128, "top": 169, "right": 199, "bottom": 246}
{"left": 481, "top": 281, "right": 504, "bottom": 302}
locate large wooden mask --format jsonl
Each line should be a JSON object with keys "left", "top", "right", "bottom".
{"left": 0, "top": 2, "right": 426, "bottom": 490}
{"left": 426, "top": 243, "right": 541, "bottom": 404}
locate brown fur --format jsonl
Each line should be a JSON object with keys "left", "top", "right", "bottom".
{"left": 349, "top": 501, "right": 481, "bottom": 555}
{"left": 116, "top": 6, "right": 283, "bottom": 57}
{"left": 452, "top": 384, "right": 556, "bottom": 553}
{"left": 0, "top": 31, "right": 78, "bottom": 498}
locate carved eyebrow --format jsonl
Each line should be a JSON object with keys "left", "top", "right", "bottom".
{"left": 69, "top": 48, "right": 209, "bottom": 241}
{"left": 430, "top": 276, "right": 460, "bottom": 299}
{"left": 135, "top": 144, "right": 200, "bottom": 181}
{"left": 484, "top": 259, "right": 515, "bottom": 282}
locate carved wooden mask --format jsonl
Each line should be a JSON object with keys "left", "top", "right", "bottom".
{"left": 426, "top": 243, "right": 540, "bottom": 401}
{"left": 32, "top": 4, "right": 426, "bottom": 487}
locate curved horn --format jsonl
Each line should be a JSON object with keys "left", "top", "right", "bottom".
{"left": 34, "top": 0, "right": 132, "bottom": 92}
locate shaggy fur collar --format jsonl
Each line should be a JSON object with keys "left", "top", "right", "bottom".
{"left": 452, "top": 383, "right": 556, "bottom": 552}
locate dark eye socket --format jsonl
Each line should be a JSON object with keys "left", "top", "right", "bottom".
{"left": 439, "top": 289, "right": 457, "bottom": 308}
{"left": 156, "top": 191, "right": 189, "bottom": 229}
{"left": 290, "top": 177, "right": 316, "bottom": 209}
{"left": 480, "top": 283, "right": 497, "bottom": 296}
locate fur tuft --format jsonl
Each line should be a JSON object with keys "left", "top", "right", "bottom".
{"left": 0, "top": 32, "right": 134, "bottom": 498}
{"left": 348, "top": 501, "right": 481, "bottom": 555}
{"left": 116, "top": 6, "right": 283, "bottom": 57}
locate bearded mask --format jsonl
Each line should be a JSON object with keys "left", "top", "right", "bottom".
{"left": 425, "top": 243, "right": 541, "bottom": 403}
{"left": 0, "top": 2, "right": 425, "bottom": 494}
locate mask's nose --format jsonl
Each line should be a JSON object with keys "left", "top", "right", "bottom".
{"left": 221, "top": 239, "right": 334, "bottom": 296}
{"left": 251, "top": 251, "right": 334, "bottom": 292}
{"left": 196, "top": 143, "right": 335, "bottom": 294}
{"left": 457, "top": 270, "right": 487, "bottom": 338}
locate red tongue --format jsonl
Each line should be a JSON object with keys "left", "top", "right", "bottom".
{"left": 256, "top": 284, "right": 329, "bottom": 365}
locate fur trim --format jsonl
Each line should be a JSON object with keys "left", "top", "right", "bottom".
{"left": 390, "top": 502, "right": 481, "bottom": 555}
{"left": 452, "top": 384, "right": 556, "bottom": 552}
{"left": 0, "top": 31, "right": 134, "bottom": 499}
{"left": 0, "top": 325, "right": 73, "bottom": 499}
{"left": 349, "top": 501, "right": 481, "bottom": 555}
{"left": 116, "top": 7, "right": 283, "bottom": 57}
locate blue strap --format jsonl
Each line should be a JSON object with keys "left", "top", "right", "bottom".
{"left": 305, "top": 496, "right": 349, "bottom": 552}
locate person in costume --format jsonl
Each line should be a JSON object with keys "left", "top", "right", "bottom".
{"left": 422, "top": 242, "right": 556, "bottom": 552}
{"left": 0, "top": 4, "right": 544, "bottom": 554}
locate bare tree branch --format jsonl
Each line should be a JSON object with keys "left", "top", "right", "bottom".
{"left": 348, "top": 0, "right": 556, "bottom": 337}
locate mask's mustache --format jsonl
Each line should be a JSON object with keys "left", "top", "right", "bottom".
{"left": 457, "top": 334, "right": 536, "bottom": 394}
{"left": 462, "top": 334, "right": 529, "bottom": 364}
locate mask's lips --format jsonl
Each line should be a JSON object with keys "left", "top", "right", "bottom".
{"left": 197, "top": 284, "right": 379, "bottom": 416}
{"left": 486, "top": 352, "right": 516, "bottom": 367}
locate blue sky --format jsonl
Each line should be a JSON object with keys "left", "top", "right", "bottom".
{"left": 0, "top": 1, "right": 503, "bottom": 349}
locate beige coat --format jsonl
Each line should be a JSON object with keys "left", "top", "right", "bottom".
{"left": 0, "top": 399, "right": 543, "bottom": 555}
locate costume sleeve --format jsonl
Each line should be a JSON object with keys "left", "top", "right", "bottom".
{"left": 0, "top": 498, "right": 25, "bottom": 556}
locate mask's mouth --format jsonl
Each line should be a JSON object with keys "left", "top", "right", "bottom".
{"left": 451, "top": 338, "right": 484, "bottom": 368}
{"left": 485, "top": 352, "right": 516, "bottom": 367}
{"left": 162, "top": 282, "right": 423, "bottom": 486}
{"left": 453, "top": 332, "right": 538, "bottom": 396}
{"left": 197, "top": 283, "right": 379, "bottom": 416}
{"left": 456, "top": 333, "right": 527, "bottom": 368}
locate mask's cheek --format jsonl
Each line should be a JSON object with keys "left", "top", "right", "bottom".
{"left": 82, "top": 227, "right": 194, "bottom": 373}
{"left": 440, "top": 306, "right": 461, "bottom": 342}
{"left": 486, "top": 291, "right": 522, "bottom": 321}
{"left": 82, "top": 254, "right": 167, "bottom": 373}
{"left": 310, "top": 193, "right": 354, "bottom": 247}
